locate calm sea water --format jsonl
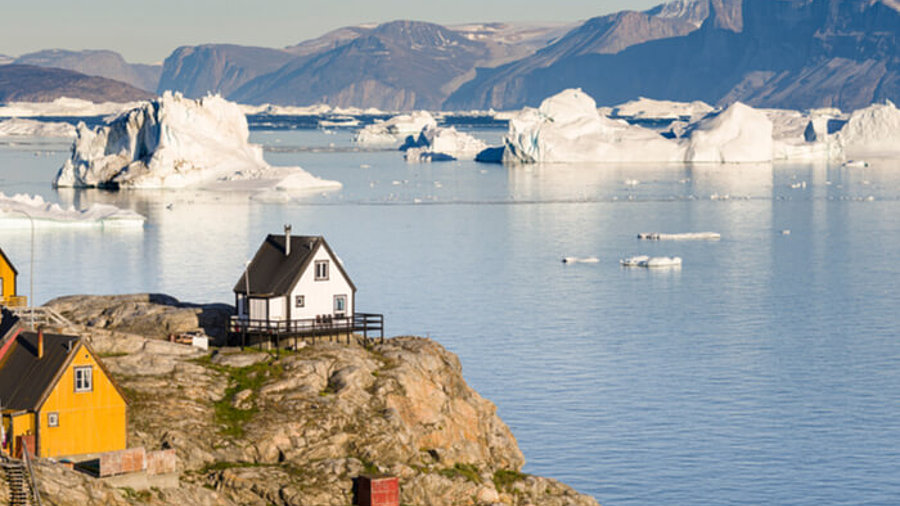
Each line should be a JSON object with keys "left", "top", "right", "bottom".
{"left": 2, "top": 128, "right": 899, "bottom": 504}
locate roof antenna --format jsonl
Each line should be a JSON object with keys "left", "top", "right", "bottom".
{"left": 284, "top": 224, "right": 292, "bottom": 256}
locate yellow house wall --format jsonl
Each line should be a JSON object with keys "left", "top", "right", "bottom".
{"left": 0, "top": 257, "right": 15, "bottom": 302}
{"left": 6, "top": 411, "right": 35, "bottom": 457}
{"left": 37, "top": 345, "right": 126, "bottom": 458}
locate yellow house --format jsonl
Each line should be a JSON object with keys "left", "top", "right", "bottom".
{"left": 0, "top": 329, "right": 127, "bottom": 458}
{"left": 0, "top": 246, "right": 24, "bottom": 307}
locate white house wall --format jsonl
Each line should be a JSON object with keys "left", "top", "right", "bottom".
{"left": 269, "top": 296, "right": 286, "bottom": 321}
{"left": 289, "top": 244, "right": 354, "bottom": 320}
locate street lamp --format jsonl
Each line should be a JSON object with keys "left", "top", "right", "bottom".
{"left": 8, "top": 209, "right": 35, "bottom": 329}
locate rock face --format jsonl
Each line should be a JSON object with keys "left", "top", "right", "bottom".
{"left": 0, "top": 64, "right": 156, "bottom": 103}
{"left": 13, "top": 49, "right": 161, "bottom": 92}
{"left": 25, "top": 294, "right": 597, "bottom": 505}
{"left": 157, "top": 44, "right": 296, "bottom": 98}
{"left": 446, "top": 0, "right": 900, "bottom": 111}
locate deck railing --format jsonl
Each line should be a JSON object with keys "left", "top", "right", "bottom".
{"left": 228, "top": 312, "right": 384, "bottom": 346}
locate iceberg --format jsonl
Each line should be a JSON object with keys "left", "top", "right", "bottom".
{"left": 683, "top": 102, "right": 773, "bottom": 163}
{"left": 608, "top": 97, "right": 715, "bottom": 121}
{"left": 354, "top": 111, "right": 437, "bottom": 145}
{"left": 0, "top": 97, "right": 142, "bottom": 118}
{"left": 0, "top": 118, "right": 76, "bottom": 137}
{"left": 502, "top": 89, "right": 685, "bottom": 163}
{"left": 0, "top": 193, "right": 145, "bottom": 228}
{"left": 403, "top": 126, "right": 489, "bottom": 162}
{"left": 562, "top": 257, "right": 600, "bottom": 264}
{"left": 835, "top": 101, "right": 900, "bottom": 159}
{"left": 53, "top": 92, "right": 340, "bottom": 192}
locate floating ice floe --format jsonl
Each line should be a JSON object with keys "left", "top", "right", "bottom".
{"left": 843, "top": 160, "right": 868, "bottom": 168}
{"left": 620, "top": 255, "right": 682, "bottom": 268}
{"left": 53, "top": 92, "right": 340, "bottom": 193}
{"left": 0, "top": 118, "right": 77, "bottom": 137}
{"left": 403, "top": 126, "right": 489, "bottom": 162}
{"left": 637, "top": 232, "right": 721, "bottom": 241}
{"left": 354, "top": 111, "right": 437, "bottom": 145}
{"left": 0, "top": 193, "right": 145, "bottom": 228}
{"left": 561, "top": 256, "right": 600, "bottom": 264}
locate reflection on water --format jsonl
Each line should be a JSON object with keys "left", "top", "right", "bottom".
{"left": 1, "top": 131, "right": 899, "bottom": 505}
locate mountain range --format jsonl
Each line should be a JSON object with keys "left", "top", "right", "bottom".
{"left": 1, "top": 0, "right": 898, "bottom": 111}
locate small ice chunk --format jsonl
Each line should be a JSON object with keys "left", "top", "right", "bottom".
{"left": 843, "top": 160, "right": 868, "bottom": 168}
{"left": 780, "top": 229, "right": 791, "bottom": 235}
{"left": 620, "top": 255, "right": 682, "bottom": 268}
{"left": 562, "top": 256, "right": 600, "bottom": 264}
{"left": 638, "top": 232, "right": 720, "bottom": 240}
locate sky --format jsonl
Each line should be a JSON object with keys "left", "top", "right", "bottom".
{"left": 0, "top": 0, "right": 663, "bottom": 63}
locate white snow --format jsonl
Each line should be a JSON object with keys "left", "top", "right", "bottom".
{"left": 0, "top": 97, "right": 143, "bottom": 118}
{"left": 404, "top": 126, "right": 489, "bottom": 162}
{"left": 0, "top": 193, "right": 145, "bottom": 228}
{"left": 502, "top": 89, "right": 685, "bottom": 163}
{"left": 0, "top": 118, "right": 76, "bottom": 137}
{"left": 620, "top": 255, "right": 683, "bottom": 268}
{"left": 609, "top": 97, "right": 714, "bottom": 121}
{"left": 835, "top": 101, "right": 900, "bottom": 159}
{"left": 354, "top": 111, "right": 437, "bottom": 145}
{"left": 53, "top": 92, "right": 341, "bottom": 192}
{"left": 638, "top": 232, "right": 721, "bottom": 240}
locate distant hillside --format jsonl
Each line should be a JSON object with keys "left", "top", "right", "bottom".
{"left": 446, "top": 0, "right": 900, "bottom": 111}
{"left": 13, "top": 49, "right": 161, "bottom": 92}
{"left": 0, "top": 54, "right": 13, "bottom": 65}
{"left": 157, "top": 44, "right": 296, "bottom": 98}
{"left": 0, "top": 64, "right": 156, "bottom": 103}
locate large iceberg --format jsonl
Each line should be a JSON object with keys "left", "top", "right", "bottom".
{"left": 0, "top": 193, "right": 145, "bottom": 228}
{"left": 54, "top": 92, "right": 340, "bottom": 191}
{"left": 502, "top": 89, "right": 684, "bottom": 163}
{"left": 0, "top": 118, "right": 76, "bottom": 137}
{"left": 835, "top": 101, "right": 900, "bottom": 159}
{"left": 607, "top": 97, "right": 714, "bottom": 121}
{"left": 403, "top": 126, "right": 489, "bottom": 162}
{"left": 499, "top": 88, "right": 851, "bottom": 164}
{"left": 683, "top": 102, "right": 773, "bottom": 163}
{"left": 354, "top": 111, "right": 437, "bottom": 145}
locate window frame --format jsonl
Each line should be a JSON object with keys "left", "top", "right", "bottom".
{"left": 334, "top": 294, "right": 347, "bottom": 316}
{"left": 315, "top": 260, "right": 329, "bottom": 281}
{"left": 74, "top": 366, "right": 93, "bottom": 393}
{"left": 295, "top": 295, "right": 305, "bottom": 308}
{"left": 47, "top": 412, "right": 59, "bottom": 428}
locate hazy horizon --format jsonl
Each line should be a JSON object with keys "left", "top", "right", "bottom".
{"left": 0, "top": 0, "right": 662, "bottom": 64}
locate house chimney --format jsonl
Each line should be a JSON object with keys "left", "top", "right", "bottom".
{"left": 38, "top": 328, "right": 44, "bottom": 359}
{"left": 284, "top": 224, "right": 292, "bottom": 256}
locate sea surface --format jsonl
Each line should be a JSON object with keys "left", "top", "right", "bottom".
{"left": 1, "top": 125, "right": 899, "bottom": 504}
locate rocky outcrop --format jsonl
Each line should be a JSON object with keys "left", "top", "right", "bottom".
{"left": 29, "top": 294, "right": 597, "bottom": 505}
{"left": 44, "top": 293, "right": 233, "bottom": 342}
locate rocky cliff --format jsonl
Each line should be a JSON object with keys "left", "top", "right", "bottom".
{"left": 13, "top": 294, "right": 598, "bottom": 505}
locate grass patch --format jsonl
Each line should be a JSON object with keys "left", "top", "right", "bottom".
{"left": 119, "top": 487, "right": 152, "bottom": 502}
{"left": 200, "top": 461, "right": 272, "bottom": 473}
{"left": 493, "top": 469, "right": 529, "bottom": 491}
{"left": 196, "top": 354, "right": 285, "bottom": 438}
{"left": 438, "top": 463, "right": 482, "bottom": 484}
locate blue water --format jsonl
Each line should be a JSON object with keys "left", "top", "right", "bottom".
{"left": 1, "top": 129, "right": 899, "bottom": 504}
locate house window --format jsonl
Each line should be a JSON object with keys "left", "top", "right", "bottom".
{"left": 295, "top": 295, "right": 305, "bottom": 308}
{"left": 74, "top": 366, "right": 93, "bottom": 392}
{"left": 334, "top": 294, "right": 347, "bottom": 316}
{"left": 315, "top": 260, "right": 329, "bottom": 281}
{"left": 47, "top": 412, "right": 59, "bottom": 427}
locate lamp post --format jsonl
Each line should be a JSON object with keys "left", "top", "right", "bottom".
{"left": 8, "top": 209, "right": 35, "bottom": 329}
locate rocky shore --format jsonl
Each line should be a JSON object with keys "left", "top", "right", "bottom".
{"left": 5, "top": 294, "right": 598, "bottom": 505}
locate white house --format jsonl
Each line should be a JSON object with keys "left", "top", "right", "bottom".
{"left": 234, "top": 227, "right": 356, "bottom": 327}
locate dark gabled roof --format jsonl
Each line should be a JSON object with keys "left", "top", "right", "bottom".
{"left": 233, "top": 235, "right": 356, "bottom": 297}
{"left": 0, "top": 246, "right": 18, "bottom": 275}
{"left": 0, "top": 331, "right": 79, "bottom": 411}
{"left": 0, "top": 308, "right": 20, "bottom": 342}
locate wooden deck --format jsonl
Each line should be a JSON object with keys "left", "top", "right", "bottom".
{"left": 227, "top": 312, "right": 384, "bottom": 348}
